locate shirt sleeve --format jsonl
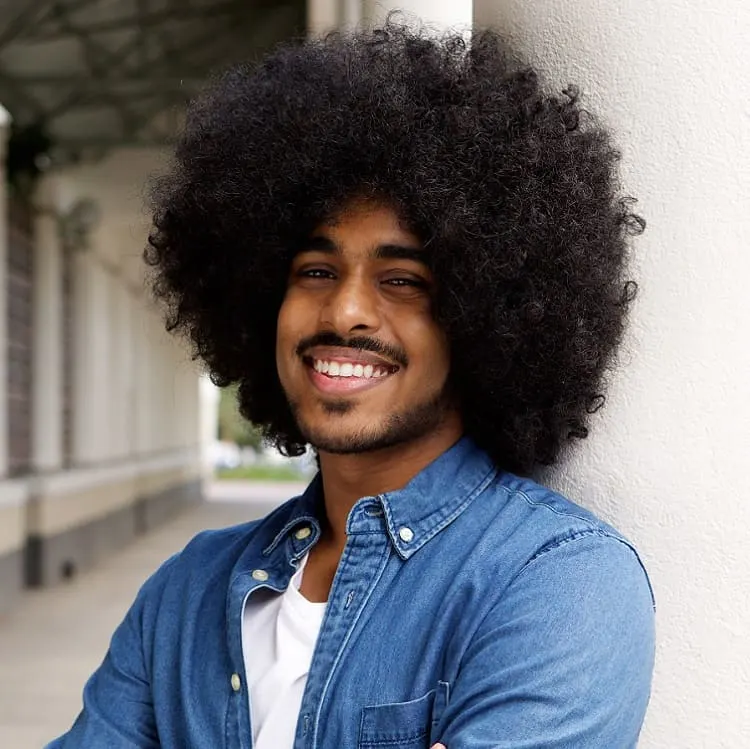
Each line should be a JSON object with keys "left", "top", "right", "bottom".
{"left": 44, "top": 554, "right": 179, "bottom": 749}
{"left": 435, "top": 531, "right": 655, "bottom": 749}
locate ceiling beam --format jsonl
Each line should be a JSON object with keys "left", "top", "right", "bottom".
{"left": 22, "top": 0, "right": 253, "bottom": 40}
{"left": 4, "top": 74, "right": 204, "bottom": 87}
{"left": 0, "top": 0, "right": 50, "bottom": 48}
{"left": 0, "top": 0, "right": 304, "bottom": 164}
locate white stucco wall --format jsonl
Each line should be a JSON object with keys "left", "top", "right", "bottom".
{"left": 472, "top": 1, "right": 750, "bottom": 746}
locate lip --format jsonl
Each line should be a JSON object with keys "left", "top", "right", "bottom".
{"left": 304, "top": 359, "right": 397, "bottom": 396}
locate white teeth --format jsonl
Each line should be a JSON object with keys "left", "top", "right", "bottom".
{"left": 311, "top": 359, "right": 394, "bottom": 379}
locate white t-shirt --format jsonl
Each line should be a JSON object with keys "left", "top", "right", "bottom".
{"left": 242, "top": 555, "right": 327, "bottom": 748}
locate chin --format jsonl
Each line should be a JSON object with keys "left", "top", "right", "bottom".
{"left": 298, "top": 420, "right": 381, "bottom": 454}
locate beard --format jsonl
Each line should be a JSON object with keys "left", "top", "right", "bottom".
{"left": 287, "top": 383, "right": 454, "bottom": 455}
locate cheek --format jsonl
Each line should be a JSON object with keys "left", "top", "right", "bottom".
{"left": 276, "top": 292, "right": 319, "bottom": 378}
{"left": 401, "top": 314, "right": 451, "bottom": 380}
{"left": 424, "top": 320, "right": 452, "bottom": 380}
{"left": 275, "top": 297, "right": 299, "bottom": 371}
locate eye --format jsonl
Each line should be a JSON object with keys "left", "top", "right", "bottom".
{"left": 294, "top": 266, "right": 337, "bottom": 283}
{"left": 382, "top": 276, "right": 429, "bottom": 290}
{"left": 299, "top": 268, "right": 335, "bottom": 279}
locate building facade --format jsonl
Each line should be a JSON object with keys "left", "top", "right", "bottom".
{"left": 0, "top": 127, "right": 205, "bottom": 613}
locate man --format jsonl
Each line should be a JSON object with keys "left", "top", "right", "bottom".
{"left": 49, "top": 22, "right": 654, "bottom": 749}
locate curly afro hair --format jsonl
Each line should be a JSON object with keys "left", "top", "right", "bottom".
{"left": 145, "top": 21, "right": 644, "bottom": 476}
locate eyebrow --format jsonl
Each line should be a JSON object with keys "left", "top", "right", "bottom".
{"left": 300, "top": 236, "right": 430, "bottom": 266}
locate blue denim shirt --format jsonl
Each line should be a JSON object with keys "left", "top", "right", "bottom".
{"left": 48, "top": 437, "right": 655, "bottom": 748}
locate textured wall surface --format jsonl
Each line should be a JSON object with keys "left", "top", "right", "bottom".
{"left": 473, "top": 1, "right": 750, "bottom": 746}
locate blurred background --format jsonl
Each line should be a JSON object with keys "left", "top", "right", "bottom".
{"left": 0, "top": 1, "right": 748, "bottom": 748}
{"left": 0, "top": 2, "right": 312, "bottom": 745}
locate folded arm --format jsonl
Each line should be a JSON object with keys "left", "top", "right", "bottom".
{"left": 433, "top": 532, "right": 655, "bottom": 749}
{"left": 45, "top": 556, "right": 177, "bottom": 748}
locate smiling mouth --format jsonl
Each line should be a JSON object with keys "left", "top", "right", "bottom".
{"left": 304, "top": 356, "right": 398, "bottom": 379}
{"left": 302, "top": 354, "right": 400, "bottom": 394}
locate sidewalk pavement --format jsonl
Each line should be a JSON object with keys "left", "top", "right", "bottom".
{"left": 0, "top": 480, "right": 306, "bottom": 749}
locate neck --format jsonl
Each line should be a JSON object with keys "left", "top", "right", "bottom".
{"left": 316, "top": 413, "right": 463, "bottom": 549}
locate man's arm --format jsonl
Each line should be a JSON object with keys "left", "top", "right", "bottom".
{"left": 45, "top": 555, "right": 177, "bottom": 748}
{"left": 433, "top": 532, "right": 655, "bottom": 749}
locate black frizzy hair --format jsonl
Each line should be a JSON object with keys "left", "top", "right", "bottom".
{"left": 146, "top": 21, "right": 643, "bottom": 475}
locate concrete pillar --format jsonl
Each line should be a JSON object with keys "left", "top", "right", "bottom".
{"left": 108, "top": 274, "right": 130, "bottom": 460}
{"left": 307, "top": 0, "right": 340, "bottom": 35}
{"left": 199, "top": 374, "right": 219, "bottom": 477}
{"left": 31, "top": 178, "right": 64, "bottom": 471}
{"left": 0, "top": 105, "right": 11, "bottom": 477}
{"left": 71, "top": 254, "right": 109, "bottom": 464}
{"left": 177, "top": 358, "right": 202, "bottom": 452}
{"left": 340, "top": 0, "right": 362, "bottom": 29}
{"left": 362, "top": 0, "right": 473, "bottom": 31}
{"left": 134, "top": 304, "right": 160, "bottom": 457}
{"left": 120, "top": 286, "right": 136, "bottom": 458}
{"left": 473, "top": 1, "right": 750, "bottom": 746}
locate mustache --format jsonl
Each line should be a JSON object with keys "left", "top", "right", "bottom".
{"left": 296, "top": 331, "right": 409, "bottom": 368}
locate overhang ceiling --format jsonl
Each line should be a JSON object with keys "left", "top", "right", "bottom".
{"left": 0, "top": 0, "right": 305, "bottom": 167}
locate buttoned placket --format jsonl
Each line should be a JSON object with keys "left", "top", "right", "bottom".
{"left": 219, "top": 440, "right": 495, "bottom": 748}
{"left": 224, "top": 517, "right": 321, "bottom": 749}
{"left": 293, "top": 498, "right": 392, "bottom": 749}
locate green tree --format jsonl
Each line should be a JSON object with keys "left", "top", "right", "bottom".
{"left": 217, "top": 385, "right": 264, "bottom": 452}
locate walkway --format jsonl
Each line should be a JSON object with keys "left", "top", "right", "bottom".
{"left": 0, "top": 481, "right": 305, "bottom": 748}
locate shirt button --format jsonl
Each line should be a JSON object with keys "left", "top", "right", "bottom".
{"left": 398, "top": 526, "right": 414, "bottom": 543}
{"left": 231, "top": 673, "right": 241, "bottom": 692}
{"left": 251, "top": 569, "right": 269, "bottom": 581}
{"left": 294, "top": 526, "right": 312, "bottom": 540}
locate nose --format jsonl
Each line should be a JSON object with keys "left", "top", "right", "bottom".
{"left": 321, "top": 274, "right": 380, "bottom": 334}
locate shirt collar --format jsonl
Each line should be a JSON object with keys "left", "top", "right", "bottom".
{"left": 250, "top": 436, "right": 498, "bottom": 568}
{"left": 261, "top": 473, "right": 324, "bottom": 558}
{"left": 373, "top": 436, "right": 498, "bottom": 560}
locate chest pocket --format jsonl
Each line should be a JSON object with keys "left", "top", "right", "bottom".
{"left": 358, "top": 681, "right": 450, "bottom": 748}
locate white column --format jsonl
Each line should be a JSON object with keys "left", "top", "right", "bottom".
{"left": 108, "top": 273, "right": 129, "bottom": 460}
{"left": 134, "top": 305, "right": 163, "bottom": 457}
{"left": 158, "top": 340, "right": 173, "bottom": 452}
{"left": 180, "top": 359, "right": 203, "bottom": 452}
{"left": 129, "top": 293, "right": 146, "bottom": 458}
{"left": 133, "top": 301, "right": 150, "bottom": 457}
{"left": 341, "top": 0, "right": 362, "bottom": 29}
{"left": 0, "top": 105, "right": 11, "bottom": 476}
{"left": 199, "top": 374, "right": 219, "bottom": 477}
{"left": 153, "top": 331, "right": 164, "bottom": 454}
{"left": 71, "top": 254, "right": 109, "bottom": 464}
{"left": 362, "top": 0, "right": 472, "bottom": 31}
{"left": 31, "top": 179, "right": 64, "bottom": 471}
{"left": 307, "top": 0, "right": 340, "bottom": 35}
{"left": 120, "top": 285, "right": 136, "bottom": 458}
{"left": 473, "top": 1, "right": 750, "bottom": 747}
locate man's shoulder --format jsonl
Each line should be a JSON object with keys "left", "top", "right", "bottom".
{"left": 472, "top": 467, "right": 630, "bottom": 542}
{"left": 471, "top": 470, "right": 652, "bottom": 599}
{"left": 493, "top": 471, "right": 627, "bottom": 540}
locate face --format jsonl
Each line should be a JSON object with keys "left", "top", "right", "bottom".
{"left": 276, "top": 200, "right": 457, "bottom": 455}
